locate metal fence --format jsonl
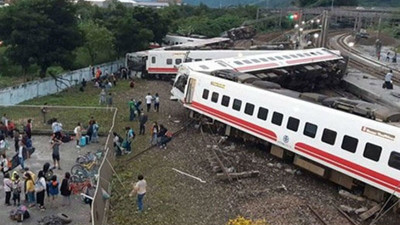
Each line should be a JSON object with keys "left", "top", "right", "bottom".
{"left": 91, "top": 107, "right": 118, "bottom": 225}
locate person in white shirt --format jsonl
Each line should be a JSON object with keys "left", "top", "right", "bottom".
{"left": 4, "top": 173, "right": 12, "bottom": 206}
{"left": 18, "top": 139, "right": 25, "bottom": 170}
{"left": 145, "top": 93, "right": 153, "bottom": 112}
{"left": 154, "top": 93, "right": 160, "bottom": 112}
{"left": 384, "top": 69, "right": 393, "bottom": 89}
{"left": 129, "top": 174, "right": 147, "bottom": 212}
{"left": 0, "top": 154, "right": 9, "bottom": 175}
{"left": 1, "top": 114, "right": 8, "bottom": 127}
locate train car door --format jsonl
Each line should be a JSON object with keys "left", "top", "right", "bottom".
{"left": 185, "top": 78, "right": 197, "bottom": 104}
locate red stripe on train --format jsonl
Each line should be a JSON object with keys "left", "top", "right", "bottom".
{"left": 236, "top": 63, "right": 279, "bottom": 72}
{"left": 286, "top": 55, "right": 337, "bottom": 65}
{"left": 148, "top": 67, "right": 178, "bottom": 73}
{"left": 295, "top": 142, "right": 400, "bottom": 192}
{"left": 191, "top": 101, "right": 277, "bottom": 141}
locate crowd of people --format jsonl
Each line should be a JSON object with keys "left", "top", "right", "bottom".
{"left": 0, "top": 110, "right": 101, "bottom": 223}
{"left": 113, "top": 91, "right": 172, "bottom": 157}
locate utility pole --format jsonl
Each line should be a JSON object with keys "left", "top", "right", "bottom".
{"left": 319, "top": 10, "right": 329, "bottom": 48}
{"left": 377, "top": 17, "right": 382, "bottom": 40}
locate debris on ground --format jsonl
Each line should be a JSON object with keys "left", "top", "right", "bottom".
{"left": 338, "top": 189, "right": 366, "bottom": 202}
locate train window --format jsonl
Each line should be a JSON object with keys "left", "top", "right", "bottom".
{"left": 257, "top": 107, "right": 268, "bottom": 120}
{"left": 185, "top": 58, "right": 193, "bottom": 62}
{"left": 175, "top": 59, "right": 182, "bottom": 65}
{"left": 202, "top": 89, "right": 209, "bottom": 100}
{"left": 166, "top": 59, "right": 173, "bottom": 65}
{"left": 268, "top": 57, "right": 277, "bottom": 61}
{"left": 310, "top": 52, "right": 316, "bottom": 55}
{"left": 316, "top": 52, "right": 323, "bottom": 55}
{"left": 275, "top": 56, "right": 284, "bottom": 60}
{"left": 205, "top": 58, "right": 212, "bottom": 61}
{"left": 221, "top": 95, "right": 230, "bottom": 107}
{"left": 151, "top": 57, "right": 156, "bottom": 64}
{"left": 234, "top": 61, "right": 244, "bottom": 65}
{"left": 233, "top": 99, "right": 242, "bottom": 111}
{"left": 321, "top": 129, "right": 337, "bottom": 145}
{"left": 296, "top": 53, "right": 305, "bottom": 57}
{"left": 388, "top": 152, "right": 400, "bottom": 170}
{"left": 303, "top": 122, "right": 317, "bottom": 138}
{"left": 341, "top": 135, "right": 358, "bottom": 153}
{"left": 287, "top": 117, "right": 300, "bottom": 132}
{"left": 363, "top": 143, "right": 382, "bottom": 162}
{"left": 244, "top": 103, "right": 255, "bottom": 115}
{"left": 251, "top": 59, "right": 260, "bottom": 63}
{"left": 259, "top": 58, "right": 268, "bottom": 62}
{"left": 195, "top": 59, "right": 202, "bottom": 62}
{"left": 271, "top": 112, "right": 283, "bottom": 126}
{"left": 304, "top": 53, "right": 311, "bottom": 56}
{"left": 243, "top": 60, "right": 252, "bottom": 64}
{"left": 283, "top": 55, "right": 291, "bottom": 59}
{"left": 216, "top": 62, "right": 227, "bottom": 67}
{"left": 290, "top": 54, "right": 298, "bottom": 58}
{"left": 200, "top": 65, "right": 209, "bottom": 70}
{"left": 211, "top": 92, "right": 219, "bottom": 103}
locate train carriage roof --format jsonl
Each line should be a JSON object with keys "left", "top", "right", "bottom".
{"left": 180, "top": 48, "right": 343, "bottom": 73}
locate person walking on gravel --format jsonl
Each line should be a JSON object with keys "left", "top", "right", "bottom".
{"left": 139, "top": 112, "right": 148, "bottom": 135}
{"left": 129, "top": 174, "right": 147, "bottom": 212}
{"left": 145, "top": 93, "right": 153, "bottom": 112}
{"left": 128, "top": 99, "right": 136, "bottom": 121}
{"left": 154, "top": 93, "right": 160, "bottom": 112}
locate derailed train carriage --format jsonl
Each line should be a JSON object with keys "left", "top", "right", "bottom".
{"left": 171, "top": 48, "right": 400, "bottom": 204}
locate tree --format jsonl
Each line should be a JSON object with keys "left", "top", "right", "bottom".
{"left": 0, "top": 0, "right": 82, "bottom": 78}
{"left": 79, "top": 21, "right": 115, "bottom": 65}
{"left": 132, "top": 7, "right": 169, "bottom": 45}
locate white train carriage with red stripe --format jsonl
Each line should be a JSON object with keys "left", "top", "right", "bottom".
{"left": 171, "top": 50, "right": 400, "bottom": 200}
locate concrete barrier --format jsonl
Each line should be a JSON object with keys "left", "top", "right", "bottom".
{"left": 0, "top": 60, "right": 124, "bottom": 105}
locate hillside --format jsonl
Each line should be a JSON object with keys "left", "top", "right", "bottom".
{"left": 183, "top": 0, "right": 400, "bottom": 7}
{"left": 183, "top": 0, "right": 291, "bottom": 8}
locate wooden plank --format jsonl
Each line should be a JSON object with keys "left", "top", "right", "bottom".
{"left": 329, "top": 170, "right": 354, "bottom": 190}
{"left": 270, "top": 145, "right": 284, "bottom": 159}
{"left": 293, "top": 155, "right": 326, "bottom": 177}
{"left": 363, "top": 185, "right": 385, "bottom": 202}
{"left": 359, "top": 205, "right": 381, "bottom": 221}
{"left": 217, "top": 170, "right": 259, "bottom": 180}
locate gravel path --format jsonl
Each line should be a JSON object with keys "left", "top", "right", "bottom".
{"left": 0, "top": 135, "right": 104, "bottom": 225}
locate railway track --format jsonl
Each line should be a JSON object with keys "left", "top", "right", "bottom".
{"left": 329, "top": 33, "right": 400, "bottom": 84}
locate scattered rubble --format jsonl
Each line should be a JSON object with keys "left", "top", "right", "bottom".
{"left": 338, "top": 189, "right": 366, "bottom": 202}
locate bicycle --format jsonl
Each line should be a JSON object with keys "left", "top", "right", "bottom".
{"left": 69, "top": 178, "right": 93, "bottom": 195}
{"left": 70, "top": 160, "right": 99, "bottom": 182}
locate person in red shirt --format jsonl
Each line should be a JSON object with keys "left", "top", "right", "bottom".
{"left": 7, "top": 120, "right": 15, "bottom": 138}
{"left": 95, "top": 67, "right": 102, "bottom": 81}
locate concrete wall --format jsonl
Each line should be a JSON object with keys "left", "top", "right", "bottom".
{"left": 0, "top": 60, "right": 124, "bottom": 105}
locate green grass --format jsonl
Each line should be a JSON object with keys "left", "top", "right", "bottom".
{"left": 6, "top": 80, "right": 135, "bottom": 134}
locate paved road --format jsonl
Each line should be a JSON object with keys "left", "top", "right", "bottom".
{"left": 0, "top": 135, "right": 104, "bottom": 225}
